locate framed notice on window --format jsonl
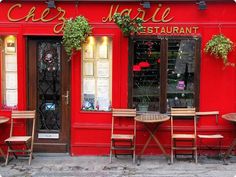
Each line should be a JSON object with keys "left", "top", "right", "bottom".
{"left": 83, "top": 62, "right": 94, "bottom": 76}
{"left": 84, "top": 45, "right": 94, "bottom": 59}
{"left": 97, "top": 61, "right": 109, "bottom": 77}
{"left": 99, "top": 45, "right": 108, "bottom": 59}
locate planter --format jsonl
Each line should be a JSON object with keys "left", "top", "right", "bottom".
{"left": 138, "top": 104, "right": 149, "bottom": 112}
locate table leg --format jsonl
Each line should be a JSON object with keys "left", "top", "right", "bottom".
{"left": 224, "top": 138, "right": 236, "bottom": 160}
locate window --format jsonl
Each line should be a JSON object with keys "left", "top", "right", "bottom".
{"left": 81, "top": 36, "right": 112, "bottom": 111}
{"left": 129, "top": 36, "right": 200, "bottom": 113}
{"left": 1, "top": 35, "right": 18, "bottom": 109}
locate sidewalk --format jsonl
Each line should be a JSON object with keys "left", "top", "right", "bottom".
{"left": 0, "top": 154, "right": 236, "bottom": 177}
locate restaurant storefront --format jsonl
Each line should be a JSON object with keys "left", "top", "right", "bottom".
{"left": 0, "top": 0, "right": 235, "bottom": 156}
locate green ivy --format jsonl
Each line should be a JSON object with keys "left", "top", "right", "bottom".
{"left": 204, "top": 34, "right": 234, "bottom": 65}
{"left": 62, "top": 16, "right": 92, "bottom": 56}
{"left": 113, "top": 13, "right": 144, "bottom": 36}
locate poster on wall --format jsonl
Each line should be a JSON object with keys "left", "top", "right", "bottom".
{"left": 97, "top": 78, "right": 110, "bottom": 110}
{"left": 83, "top": 78, "right": 95, "bottom": 94}
{"left": 97, "top": 61, "right": 109, "bottom": 77}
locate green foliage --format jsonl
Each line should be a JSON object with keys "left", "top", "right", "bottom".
{"left": 113, "top": 13, "right": 144, "bottom": 36}
{"left": 204, "top": 34, "right": 234, "bottom": 65}
{"left": 62, "top": 16, "right": 92, "bottom": 56}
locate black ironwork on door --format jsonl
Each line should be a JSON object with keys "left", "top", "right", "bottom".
{"left": 37, "top": 41, "right": 61, "bottom": 131}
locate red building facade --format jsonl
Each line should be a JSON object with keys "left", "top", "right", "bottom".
{"left": 0, "top": 0, "right": 236, "bottom": 156}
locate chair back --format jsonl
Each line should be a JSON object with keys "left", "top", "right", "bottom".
{"left": 111, "top": 108, "right": 136, "bottom": 136}
{"left": 10, "top": 110, "right": 36, "bottom": 139}
{"left": 170, "top": 108, "right": 196, "bottom": 137}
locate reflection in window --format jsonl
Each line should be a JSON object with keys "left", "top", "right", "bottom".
{"left": 81, "top": 36, "right": 112, "bottom": 111}
{"left": 132, "top": 40, "right": 161, "bottom": 112}
{"left": 130, "top": 37, "right": 199, "bottom": 113}
{"left": 1, "top": 35, "right": 18, "bottom": 109}
{"left": 167, "top": 39, "right": 195, "bottom": 111}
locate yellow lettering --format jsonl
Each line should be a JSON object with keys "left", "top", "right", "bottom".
{"left": 179, "top": 27, "right": 185, "bottom": 34}
{"left": 120, "top": 9, "right": 131, "bottom": 16}
{"left": 173, "top": 27, "right": 179, "bottom": 33}
{"left": 154, "top": 26, "right": 159, "bottom": 33}
{"left": 147, "top": 27, "right": 153, "bottom": 33}
{"left": 139, "top": 26, "right": 146, "bottom": 34}
{"left": 161, "top": 8, "right": 174, "bottom": 23}
{"left": 7, "top": 4, "right": 26, "bottom": 21}
{"left": 185, "top": 27, "right": 192, "bottom": 33}
{"left": 102, "top": 5, "right": 119, "bottom": 22}
{"left": 160, "top": 27, "right": 166, "bottom": 34}
{"left": 53, "top": 7, "right": 66, "bottom": 33}
{"left": 166, "top": 26, "right": 172, "bottom": 34}
{"left": 193, "top": 26, "right": 199, "bottom": 33}
{"left": 132, "top": 8, "right": 146, "bottom": 20}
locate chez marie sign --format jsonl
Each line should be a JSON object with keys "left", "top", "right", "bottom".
{"left": 7, "top": 3, "right": 199, "bottom": 34}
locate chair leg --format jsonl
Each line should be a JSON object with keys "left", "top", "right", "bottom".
{"left": 5, "top": 147, "right": 10, "bottom": 166}
{"left": 110, "top": 140, "right": 113, "bottom": 163}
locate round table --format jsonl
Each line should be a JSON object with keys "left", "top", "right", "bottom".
{"left": 0, "top": 116, "right": 10, "bottom": 124}
{"left": 222, "top": 113, "right": 236, "bottom": 161}
{"left": 0, "top": 116, "right": 9, "bottom": 160}
{"left": 135, "top": 113, "right": 170, "bottom": 164}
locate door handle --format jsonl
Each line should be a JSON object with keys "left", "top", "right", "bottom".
{"left": 62, "top": 91, "right": 69, "bottom": 105}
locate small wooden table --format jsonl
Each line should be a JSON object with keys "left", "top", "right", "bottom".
{"left": 0, "top": 116, "right": 10, "bottom": 160}
{"left": 222, "top": 113, "right": 236, "bottom": 161}
{"left": 135, "top": 113, "right": 170, "bottom": 164}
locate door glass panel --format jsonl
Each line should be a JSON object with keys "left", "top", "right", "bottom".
{"left": 167, "top": 39, "right": 195, "bottom": 111}
{"left": 37, "top": 41, "right": 61, "bottom": 131}
{"left": 132, "top": 40, "right": 161, "bottom": 112}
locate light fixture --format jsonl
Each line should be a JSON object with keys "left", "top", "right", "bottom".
{"left": 46, "top": 0, "right": 56, "bottom": 9}
{"left": 141, "top": 1, "right": 151, "bottom": 9}
{"left": 198, "top": 0, "right": 206, "bottom": 10}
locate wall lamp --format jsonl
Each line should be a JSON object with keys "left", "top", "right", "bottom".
{"left": 46, "top": 0, "right": 56, "bottom": 9}
{"left": 141, "top": 1, "right": 151, "bottom": 9}
{"left": 198, "top": 0, "right": 207, "bottom": 10}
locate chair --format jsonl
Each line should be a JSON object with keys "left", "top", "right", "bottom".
{"left": 110, "top": 108, "right": 136, "bottom": 163}
{"left": 170, "top": 108, "right": 197, "bottom": 164}
{"left": 5, "top": 110, "right": 36, "bottom": 165}
{"left": 196, "top": 111, "right": 223, "bottom": 158}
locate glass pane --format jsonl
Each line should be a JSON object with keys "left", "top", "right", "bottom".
{"left": 37, "top": 41, "right": 61, "bottom": 131}
{"left": 132, "top": 40, "right": 161, "bottom": 112}
{"left": 1, "top": 35, "right": 18, "bottom": 109}
{"left": 167, "top": 39, "right": 195, "bottom": 111}
{"left": 81, "top": 36, "right": 112, "bottom": 111}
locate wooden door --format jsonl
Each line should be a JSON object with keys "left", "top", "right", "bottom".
{"left": 27, "top": 37, "right": 70, "bottom": 152}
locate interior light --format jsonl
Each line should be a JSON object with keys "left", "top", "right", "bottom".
{"left": 198, "top": 0, "right": 207, "bottom": 10}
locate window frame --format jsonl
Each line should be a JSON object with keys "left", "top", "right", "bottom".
{"left": 128, "top": 36, "right": 201, "bottom": 113}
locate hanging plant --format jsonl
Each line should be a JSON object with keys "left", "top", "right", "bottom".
{"left": 204, "top": 34, "right": 234, "bottom": 65}
{"left": 62, "top": 16, "right": 92, "bottom": 57}
{"left": 113, "top": 13, "right": 144, "bottom": 36}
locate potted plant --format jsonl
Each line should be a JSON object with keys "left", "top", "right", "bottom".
{"left": 135, "top": 82, "right": 152, "bottom": 112}
{"left": 113, "top": 13, "right": 144, "bottom": 36}
{"left": 204, "top": 34, "right": 234, "bottom": 66}
{"left": 62, "top": 16, "right": 92, "bottom": 57}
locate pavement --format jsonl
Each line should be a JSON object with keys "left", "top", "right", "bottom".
{"left": 0, "top": 154, "right": 236, "bottom": 177}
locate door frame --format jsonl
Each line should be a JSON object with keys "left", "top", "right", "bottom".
{"left": 26, "top": 36, "right": 71, "bottom": 153}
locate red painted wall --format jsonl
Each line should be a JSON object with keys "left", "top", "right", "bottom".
{"left": 0, "top": 1, "right": 235, "bottom": 156}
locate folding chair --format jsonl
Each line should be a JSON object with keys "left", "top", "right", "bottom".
{"left": 110, "top": 108, "right": 136, "bottom": 163}
{"left": 197, "top": 111, "right": 223, "bottom": 158}
{"left": 170, "top": 108, "right": 197, "bottom": 164}
{"left": 5, "top": 110, "right": 36, "bottom": 165}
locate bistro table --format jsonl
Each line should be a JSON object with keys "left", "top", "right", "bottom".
{"left": 135, "top": 113, "right": 170, "bottom": 164}
{"left": 222, "top": 113, "right": 236, "bottom": 162}
{"left": 0, "top": 116, "right": 10, "bottom": 160}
